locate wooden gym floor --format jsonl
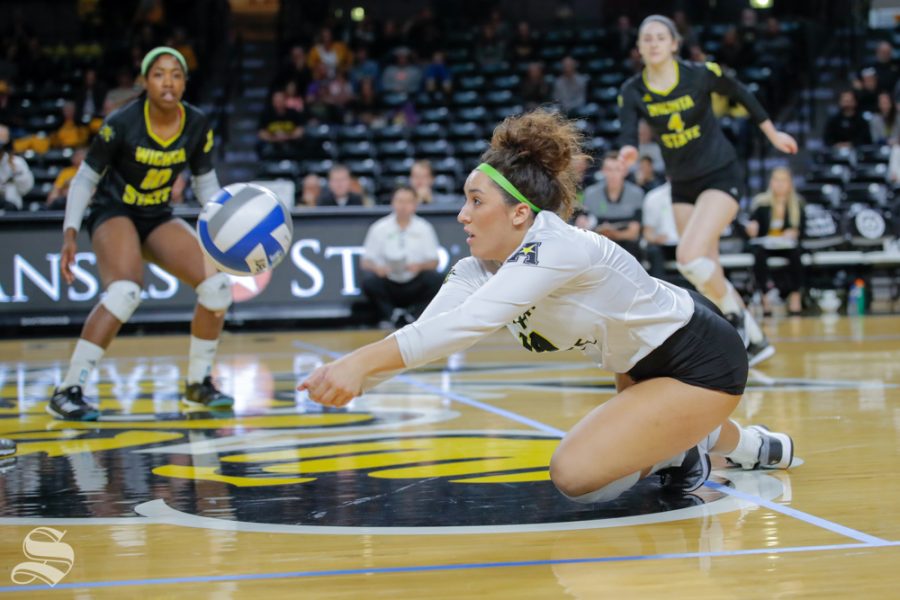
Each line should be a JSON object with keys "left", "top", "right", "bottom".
{"left": 0, "top": 315, "right": 899, "bottom": 598}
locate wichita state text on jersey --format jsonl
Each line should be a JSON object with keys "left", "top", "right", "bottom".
{"left": 617, "top": 60, "right": 769, "bottom": 182}
{"left": 85, "top": 98, "right": 215, "bottom": 215}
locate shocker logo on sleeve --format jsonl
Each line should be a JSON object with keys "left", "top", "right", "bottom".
{"left": 507, "top": 242, "right": 541, "bottom": 265}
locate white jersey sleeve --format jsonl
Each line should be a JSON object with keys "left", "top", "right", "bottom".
{"left": 392, "top": 234, "right": 590, "bottom": 369}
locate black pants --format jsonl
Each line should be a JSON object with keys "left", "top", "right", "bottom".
{"left": 361, "top": 270, "right": 444, "bottom": 321}
{"left": 645, "top": 243, "right": 677, "bottom": 278}
{"left": 751, "top": 245, "right": 805, "bottom": 295}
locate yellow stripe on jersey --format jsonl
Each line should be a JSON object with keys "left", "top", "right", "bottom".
{"left": 144, "top": 100, "right": 186, "bottom": 148}
{"left": 705, "top": 61, "right": 723, "bottom": 77}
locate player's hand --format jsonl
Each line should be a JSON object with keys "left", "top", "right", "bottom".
{"left": 770, "top": 131, "right": 798, "bottom": 154}
{"left": 298, "top": 357, "right": 364, "bottom": 408}
{"left": 618, "top": 145, "right": 639, "bottom": 169}
{"left": 60, "top": 238, "right": 77, "bottom": 285}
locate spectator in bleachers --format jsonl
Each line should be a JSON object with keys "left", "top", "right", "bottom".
{"left": 738, "top": 8, "right": 759, "bottom": 49}
{"left": 283, "top": 80, "right": 305, "bottom": 112}
{"left": 632, "top": 155, "right": 665, "bottom": 192}
{"left": 360, "top": 185, "right": 442, "bottom": 328}
{"left": 317, "top": 164, "right": 364, "bottom": 207}
{"left": 308, "top": 28, "right": 351, "bottom": 78}
{"left": 381, "top": 47, "right": 421, "bottom": 95}
{"left": 373, "top": 19, "right": 403, "bottom": 63}
{"left": 718, "top": 26, "right": 751, "bottom": 71}
{"left": 641, "top": 182, "right": 678, "bottom": 278}
{"left": 579, "top": 151, "right": 643, "bottom": 260}
{"left": 637, "top": 119, "right": 664, "bottom": 173}
{"left": 869, "top": 91, "right": 899, "bottom": 145}
{"left": 349, "top": 46, "right": 379, "bottom": 91}
{"left": 257, "top": 90, "right": 305, "bottom": 159}
{"left": 0, "top": 123, "right": 34, "bottom": 211}
{"left": 409, "top": 159, "right": 435, "bottom": 204}
{"left": 519, "top": 62, "right": 550, "bottom": 110}
{"left": 103, "top": 68, "right": 141, "bottom": 115}
{"left": 552, "top": 56, "right": 587, "bottom": 114}
{"left": 744, "top": 167, "right": 806, "bottom": 316}
{"left": 823, "top": 89, "right": 872, "bottom": 148}
{"left": 474, "top": 24, "right": 507, "bottom": 67}
{"left": 74, "top": 68, "right": 106, "bottom": 128}
{"left": 672, "top": 10, "right": 698, "bottom": 54}
{"left": 321, "top": 70, "right": 354, "bottom": 123}
{"left": 0, "top": 80, "right": 16, "bottom": 132}
{"left": 405, "top": 6, "right": 443, "bottom": 59}
{"left": 408, "top": 159, "right": 456, "bottom": 204}
{"left": 350, "top": 77, "right": 381, "bottom": 126}
{"left": 299, "top": 174, "right": 321, "bottom": 208}
{"left": 50, "top": 102, "right": 90, "bottom": 149}
{"left": 855, "top": 67, "right": 879, "bottom": 113}
{"left": 305, "top": 62, "right": 332, "bottom": 122}
{"left": 277, "top": 45, "right": 313, "bottom": 94}
{"left": 423, "top": 51, "right": 452, "bottom": 95}
{"left": 510, "top": 21, "right": 537, "bottom": 63}
{"left": 609, "top": 15, "right": 636, "bottom": 61}
{"left": 869, "top": 41, "right": 899, "bottom": 96}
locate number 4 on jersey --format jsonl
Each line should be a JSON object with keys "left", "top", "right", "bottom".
{"left": 667, "top": 112, "right": 685, "bottom": 133}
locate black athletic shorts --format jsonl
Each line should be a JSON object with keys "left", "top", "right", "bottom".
{"left": 670, "top": 161, "right": 743, "bottom": 206}
{"left": 628, "top": 291, "right": 748, "bottom": 395}
{"left": 85, "top": 204, "right": 174, "bottom": 243}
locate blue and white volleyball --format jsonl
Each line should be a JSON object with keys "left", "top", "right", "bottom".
{"left": 197, "top": 183, "right": 294, "bottom": 276}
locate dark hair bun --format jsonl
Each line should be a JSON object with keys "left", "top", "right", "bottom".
{"left": 490, "top": 110, "right": 581, "bottom": 178}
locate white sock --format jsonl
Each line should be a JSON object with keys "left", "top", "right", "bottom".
{"left": 742, "top": 308, "right": 764, "bottom": 343}
{"left": 187, "top": 336, "right": 219, "bottom": 384}
{"left": 715, "top": 282, "right": 742, "bottom": 316}
{"left": 724, "top": 420, "right": 762, "bottom": 469}
{"left": 61, "top": 339, "right": 105, "bottom": 389}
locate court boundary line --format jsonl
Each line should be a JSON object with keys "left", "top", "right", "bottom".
{"left": 1, "top": 541, "right": 898, "bottom": 593}
{"left": 292, "top": 340, "right": 891, "bottom": 545}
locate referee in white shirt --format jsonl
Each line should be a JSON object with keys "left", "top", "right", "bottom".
{"left": 360, "top": 185, "right": 443, "bottom": 328}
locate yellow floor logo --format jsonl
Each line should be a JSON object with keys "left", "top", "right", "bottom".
{"left": 10, "top": 527, "right": 74, "bottom": 587}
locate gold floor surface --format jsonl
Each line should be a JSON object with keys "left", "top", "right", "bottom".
{"left": 0, "top": 315, "right": 898, "bottom": 598}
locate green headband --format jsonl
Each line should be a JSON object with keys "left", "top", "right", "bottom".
{"left": 476, "top": 163, "right": 541, "bottom": 213}
{"left": 141, "top": 46, "right": 188, "bottom": 77}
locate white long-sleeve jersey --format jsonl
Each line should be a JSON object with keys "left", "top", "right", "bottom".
{"left": 392, "top": 210, "right": 694, "bottom": 374}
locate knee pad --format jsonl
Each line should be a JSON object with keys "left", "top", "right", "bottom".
{"left": 559, "top": 471, "right": 640, "bottom": 504}
{"left": 101, "top": 280, "right": 142, "bottom": 323}
{"left": 196, "top": 272, "right": 233, "bottom": 313}
{"left": 676, "top": 257, "right": 717, "bottom": 289}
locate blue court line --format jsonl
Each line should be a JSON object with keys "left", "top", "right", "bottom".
{"left": 1, "top": 541, "right": 898, "bottom": 593}
{"left": 704, "top": 481, "right": 888, "bottom": 544}
{"left": 292, "top": 339, "right": 891, "bottom": 545}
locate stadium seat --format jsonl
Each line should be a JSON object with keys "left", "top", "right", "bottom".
{"left": 797, "top": 183, "right": 842, "bottom": 207}
{"left": 416, "top": 139, "right": 454, "bottom": 158}
{"left": 338, "top": 141, "right": 375, "bottom": 160}
{"left": 447, "top": 122, "right": 483, "bottom": 140}
{"left": 301, "top": 159, "right": 334, "bottom": 176}
{"left": 337, "top": 124, "right": 371, "bottom": 142}
{"left": 371, "top": 124, "right": 408, "bottom": 142}
{"left": 346, "top": 159, "right": 380, "bottom": 178}
{"left": 257, "top": 160, "right": 300, "bottom": 179}
{"left": 851, "top": 163, "right": 889, "bottom": 184}
{"left": 489, "top": 74, "right": 521, "bottom": 90}
{"left": 382, "top": 157, "right": 415, "bottom": 177}
{"left": 412, "top": 122, "right": 447, "bottom": 141}
{"left": 420, "top": 107, "right": 450, "bottom": 124}
{"left": 377, "top": 140, "right": 413, "bottom": 159}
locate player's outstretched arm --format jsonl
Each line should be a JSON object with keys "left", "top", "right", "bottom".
{"left": 299, "top": 336, "right": 405, "bottom": 408}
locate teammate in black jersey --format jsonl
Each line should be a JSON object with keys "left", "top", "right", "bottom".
{"left": 617, "top": 15, "right": 798, "bottom": 367}
{"left": 49, "top": 47, "right": 234, "bottom": 420}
